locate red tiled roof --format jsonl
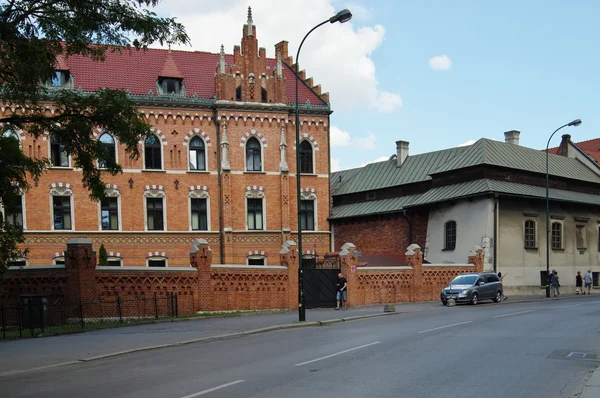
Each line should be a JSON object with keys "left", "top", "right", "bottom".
{"left": 55, "top": 53, "right": 69, "bottom": 70}
{"left": 546, "top": 138, "right": 600, "bottom": 162}
{"left": 58, "top": 46, "right": 325, "bottom": 105}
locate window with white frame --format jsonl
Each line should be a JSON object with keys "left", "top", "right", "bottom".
{"left": 106, "top": 257, "right": 123, "bottom": 267}
{"left": 191, "top": 198, "right": 208, "bottom": 231}
{"left": 53, "top": 196, "right": 72, "bottom": 230}
{"left": 551, "top": 222, "right": 563, "bottom": 250}
{"left": 300, "top": 189, "right": 317, "bottom": 231}
{"left": 144, "top": 187, "right": 166, "bottom": 231}
{"left": 245, "top": 137, "right": 262, "bottom": 171}
{"left": 101, "top": 197, "right": 119, "bottom": 230}
{"left": 524, "top": 220, "right": 536, "bottom": 249}
{"left": 98, "top": 133, "right": 116, "bottom": 168}
{"left": 147, "top": 257, "right": 167, "bottom": 267}
{"left": 247, "top": 198, "right": 263, "bottom": 230}
{"left": 4, "top": 194, "right": 23, "bottom": 228}
{"left": 144, "top": 134, "right": 162, "bottom": 170}
{"left": 53, "top": 256, "right": 65, "bottom": 265}
{"left": 189, "top": 136, "right": 206, "bottom": 171}
{"left": 299, "top": 140, "right": 314, "bottom": 174}
{"left": 247, "top": 256, "right": 266, "bottom": 266}
{"left": 50, "top": 135, "right": 69, "bottom": 167}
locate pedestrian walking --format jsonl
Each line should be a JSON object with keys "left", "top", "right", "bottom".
{"left": 497, "top": 272, "right": 508, "bottom": 300}
{"left": 553, "top": 270, "right": 560, "bottom": 296}
{"left": 335, "top": 272, "right": 348, "bottom": 310}
{"left": 576, "top": 271, "right": 583, "bottom": 294}
{"left": 548, "top": 270, "right": 558, "bottom": 298}
{"left": 584, "top": 270, "right": 593, "bottom": 294}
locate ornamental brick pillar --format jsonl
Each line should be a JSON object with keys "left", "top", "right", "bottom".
{"left": 468, "top": 245, "right": 485, "bottom": 273}
{"left": 406, "top": 244, "right": 423, "bottom": 302}
{"left": 281, "top": 240, "right": 298, "bottom": 310}
{"left": 339, "top": 243, "right": 358, "bottom": 307}
{"left": 65, "top": 238, "right": 97, "bottom": 304}
{"left": 191, "top": 239, "right": 212, "bottom": 311}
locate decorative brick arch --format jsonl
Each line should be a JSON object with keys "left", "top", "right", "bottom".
{"left": 240, "top": 129, "right": 267, "bottom": 147}
{"left": 1, "top": 126, "right": 26, "bottom": 141}
{"left": 293, "top": 132, "right": 319, "bottom": 151}
{"left": 300, "top": 187, "right": 317, "bottom": 200}
{"left": 105, "top": 184, "right": 120, "bottom": 197}
{"left": 140, "top": 128, "right": 167, "bottom": 145}
{"left": 183, "top": 128, "right": 212, "bottom": 146}
{"left": 247, "top": 250, "right": 267, "bottom": 257}
{"left": 189, "top": 185, "right": 209, "bottom": 198}
{"left": 246, "top": 186, "right": 265, "bottom": 198}
{"left": 144, "top": 185, "right": 165, "bottom": 198}
{"left": 147, "top": 251, "right": 168, "bottom": 259}
{"left": 53, "top": 251, "right": 65, "bottom": 259}
{"left": 49, "top": 182, "right": 73, "bottom": 195}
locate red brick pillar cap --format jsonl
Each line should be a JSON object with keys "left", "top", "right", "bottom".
{"left": 341, "top": 242, "right": 356, "bottom": 251}
{"left": 282, "top": 240, "right": 297, "bottom": 249}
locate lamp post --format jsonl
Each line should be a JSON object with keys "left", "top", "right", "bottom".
{"left": 296, "top": 9, "right": 352, "bottom": 322}
{"left": 545, "top": 119, "right": 581, "bottom": 297}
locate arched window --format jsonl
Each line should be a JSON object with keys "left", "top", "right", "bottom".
{"left": 261, "top": 87, "right": 267, "bottom": 103}
{"left": 246, "top": 137, "right": 262, "bottom": 171}
{"left": 50, "top": 135, "right": 69, "bottom": 167}
{"left": 299, "top": 140, "right": 313, "bottom": 174}
{"left": 98, "top": 133, "right": 116, "bottom": 168}
{"left": 2, "top": 129, "right": 19, "bottom": 140}
{"left": 524, "top": 220, "right": 536, "bottom": 249}
{"left": 551, "top": 222, "right": 562, "bottom": 250}
{"left": 144, "top": 134, "right": 162, "bottom": 170}
{"left": 236, "top": 85, "right": 242, "bottom": 101}
{"left": 189, "top": 136, "right": 206, "bottom": 171}
{"left": 444, "top": 221, "right": 457, "bottom": 250}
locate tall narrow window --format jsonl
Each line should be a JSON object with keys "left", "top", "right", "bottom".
{"left": 551, "top": 222, "right": 562, "bottom": 250}
{"left": 146, "top": 197, "right": 164, "bottom": 231}
{"left": 144, "top": 134, "right": 162, "bottom": 170}
{"left": 576, "top": 225, "right": 586, "bottom": 249}
{"left": 247, "top": 198, "right": 263, "bottom": 230}
{"left": 261, "top": 87, "right": 267, "bottom": 103}
{"left": 191, "top": 198, "right": 208, "bottom": 231}
{"left": 300, "top": 200, "right": 315, "bottom": 231}
{"left": 444, "top": 221, "right": 457, "bottom": 250}
{"left": 299, "top": 140, "right": 313, "bottom": 174}
{"left": 98, "top": 133, "right": 116, "bottom": 168}
{"left": 246, "top": 137, "right": 262, "bottom": 171}
{"left": 524, "top": 220, "right": 536, "bottom": 249}
{"left": 189, "top": 137, "right": 206, "bottom": 170}
{"left": 50, "top": 136, "right": 69, "bottom": 167}
{"left": 236, "top": 86, "right": 242, "bottom": 101}
{"left": 101, "top": 197, "right": 119, "bottom": 230}
{"left": 4, "top": 195, "right": 23, "bottom": 227}
{"left": 53, "top": 196, "right": 72, "bottom": 230}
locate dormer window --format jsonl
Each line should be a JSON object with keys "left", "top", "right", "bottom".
{"left": 158, "top": 77, "right": 183, "bottom": 95}
{"left": 50, "top": 70, "right": 71, "bottom": 88}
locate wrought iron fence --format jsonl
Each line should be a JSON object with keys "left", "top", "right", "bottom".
{"left": 0, "top": 292, "right": 178, "bottom": 339}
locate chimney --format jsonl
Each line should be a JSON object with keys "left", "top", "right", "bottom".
{"left": 504, "top": 130, "right": 520, "bottom": 145}
{"left": 396, "top": 140, "right": 409, "bottom": 167}
{"left": 557, "top": 134, "right": 571, "bottom": 157}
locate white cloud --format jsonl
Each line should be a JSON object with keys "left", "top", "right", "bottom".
{"left": 362, "top": 155, "right": 389, "bottom": 166}
{"left": 354, "top": 132, "right": 376, "bottom": 150}
{"left": 429, "top": 55, "right": 452, "bottom": 71}
{"left": 330, "top": 125, "right": 351, "bottom": 147}
{"left": 155, "top": 0, "right": 400, "bottom": 113}
{"left": 459, "top": 139, "right": 476, "bottom": 147}
{"left": 331, "top": 157, "right": 342, "bottom": 172}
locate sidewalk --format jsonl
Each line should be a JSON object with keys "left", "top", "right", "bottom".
{"left": 0, "top": 293, "right": 587, "bottom": 377}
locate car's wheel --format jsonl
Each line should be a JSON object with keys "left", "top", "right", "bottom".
{"left": 494, "top": 291, "right": 502, "bottom": 303}
{"left": 441, "top": 299, "right": 447, "bottom": 306}
{"left": 471, "top": 293, "right": 479, "bottom": 305}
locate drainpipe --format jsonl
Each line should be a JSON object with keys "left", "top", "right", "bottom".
{"left": 212, "top": 107, "right": 225, "bottom": 264}
{"left": 401, "top": 210, "right": 413, "bottom": 246}
{"left": 493, "top": 194, "right": 498, "bottom": 273}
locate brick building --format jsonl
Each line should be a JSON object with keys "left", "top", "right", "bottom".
{"left": 331, "top": 131, "right": 600, "bottom": 294}
{"left": 3, "top": 8, "right": 332, "bottom": 268}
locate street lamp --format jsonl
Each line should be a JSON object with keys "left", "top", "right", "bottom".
{"left": 296, "top": 9, "right": 352, "bottom": 322}
{"left": 545, "top": 119, "right": 581, "bottom": 297}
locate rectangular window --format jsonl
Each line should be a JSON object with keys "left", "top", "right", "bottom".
{"left": 551, "top": 222, "right": 562, "bottom": 249}
{"left": 300, "top": 200, "right": 315, "bottom": 231}
{"left": 247, "top": 198, "right": 263, "bottom": 230}
{"left": 51, "top": 70, "right": 70, "bottom": 87}
{"left": 444, "top": 221, "right": 457, "bottom": 250}
{"left": 248, "top": 258, "right": 265, "bottom": 266}
{"left": 524, "top": 220, "right": 536, "bottom": 249}
{"left": 540, "top": 270, "right": 549, "bottom": 287}
{"left": 146, "top": 198, "right": 164, "bottom": 231}
{"left": 53, "top": 196, "right": 72, "bottom": 230}
{"left": 107, "top": 259, "right": 122, "bottom": 267}
{"left": 101, "top": 197, "right": 119, "bottom": 230}
{"left": 50, "top": 142, "right": 69, "bottom": 167}
{"left": 54, "top": 259, "right": 66, "bottom": 265}
{"left": 576, "top": 225, "right": 586, "bottom": 249}
{"left": 8, "top": 260, "right": 26, "bottom": 267}
{"left": 593, "top": 272, "right": 599, "bottom": 287}
{"left": 4, "top": 195, "right": 23, "bottom": 227}
{"left": 148, "top": 259, "right": 166, "bottom": 267}
{"left": 191, "top": 198, "right": 208, "bottom": 231}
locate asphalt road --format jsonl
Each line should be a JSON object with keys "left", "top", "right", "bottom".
{"left": 2, "top": 297, "right": 599, "bottom": 398}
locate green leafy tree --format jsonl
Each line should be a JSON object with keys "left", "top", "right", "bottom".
{"left": 98, "top": 243, "right": 108, "bottom": 266}
{"left": 0, "top": 0, "right": 189, "bottom": 276}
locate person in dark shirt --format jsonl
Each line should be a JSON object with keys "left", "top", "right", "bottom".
{"left": 336, "top": 273, "right": 348, "bottom": 310}
{"left": 576, "top": 271, "right": 583, "bottom": 294}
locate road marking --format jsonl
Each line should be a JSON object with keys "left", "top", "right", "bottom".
{"left": 180, "top": 380, "right": 245, "bottom": 398}
{"left": 295, "top": 342, "right": 381, "bottom": 366}
{"left": 552, "top": 304, "right": 582, "bottom": 309}
{"left": 417, "top": 321, "right": 472, "bottom": 334}
{"left": 493, "top": 310, "right": 536, "bottom": 318}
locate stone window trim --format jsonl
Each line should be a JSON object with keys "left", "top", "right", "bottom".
{"left": 183, "top": 129, "right": 212, "bottom": 146}
{"left": 300, "top": 188, "right": 317, "bottom": 232}
{"left": 49, "top": 135, "right": 71, "bottom": 168}
{"left": 97, "top": 184, "right": 121, "bottom": 231}
{"left": 1, "top": 191, "right": 26, "bottom": 230}
{"left": 53, "top": 252, "right": 65, "bottom": 265}
{"left": 240, "top": 129, "right": 268, "bottom": 147}
{"left": 186, "top": 134, "right": 210, "bottom": 172}
{"left": 49, "top": 183, "right": 74, "bottom": 231}
{"left": 292, "top": 133, "right": 320, "bottom": 151}
{"left": 189, "top": 189, "right": 210, "bottom": 231}
{"left": 247, "top": 251, "right": 267, "bottom": 266}
{"left": 299, "top": 139, "right": 315, "bottom": 174}
{"left": 245, "top": 136, "right": 263, "bottom": 172}
{"left": 143, "top": 185, "right": 166, "bottom": 231}
{"left": 246, "top": 186, "right": 265, "bottom": 198}
{"left": 97, "top": 132, "right": 118, "bottom": 169}
{"left": 246, "top": 195, "right": 266, "bottom": 231}
{"left": 576, "top": 224, "right": 587, "bottom": 250}
{"left": 146, "top": 252, "right": 168, "bottom": 267}
{"left": 443, "top": 220, "right": 457, "bottom": 251}
{"left": 524, "top": 219, "right": 537, "bottom": 250}
{"left": 551, "top": 221, "right": 563, "bottom": 250}
{"left": 2, "top": 127, "right": 25, "bottom": 146}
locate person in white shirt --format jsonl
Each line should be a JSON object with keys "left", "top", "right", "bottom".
{"left": 584, "top": 270, "right": 593, "bottom": 294}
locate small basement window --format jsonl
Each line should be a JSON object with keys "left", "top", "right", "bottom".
{"left": 248, "top": 257, "right": 266, "bottom": 266}
{"left": 8, "top": 260, "right": 27, "bottom": 267}
{"left": 148, "top": 259, "right": 167, "bottom": 267}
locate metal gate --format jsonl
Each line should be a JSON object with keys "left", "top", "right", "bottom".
{"left": 301, "top": 255, "right": 340, "bottom": 309}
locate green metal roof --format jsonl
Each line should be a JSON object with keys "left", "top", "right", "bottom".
{"left": 331, "top": 146, "right": 468, "bottom": 196}
{"left": 329, "top": 194, "right": 422, "bottom": 220}
{"left": 406, "top": 179, "right": 600, "bottom": 208}
{"left": 431, "top": 139, "right": 600, "bottom": 183}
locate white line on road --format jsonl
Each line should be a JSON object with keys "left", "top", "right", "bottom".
{"left": 493, "top": 310, "right": 536, "bottom": 318}
{"left": 295, "top": 342, "right": 381, "bottom": 366}
{"left": 552, "top": 304, "right": 582, "bottom": 309}
{"left": 417, "top": 321, "right": 473, "bottom": 334}
{"left": 179, "top": 380, "right": 245, "bottom": 398}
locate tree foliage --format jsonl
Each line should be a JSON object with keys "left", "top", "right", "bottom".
{"left": 0, "top": 0, "right": 189, "bottom": 276}
{"left": 98, "top": 243, "right": 108, "bottom": 266}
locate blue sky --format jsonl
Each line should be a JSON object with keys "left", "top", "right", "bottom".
{"left": 158, "top": 0, "right": 599, "bottom": 170}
